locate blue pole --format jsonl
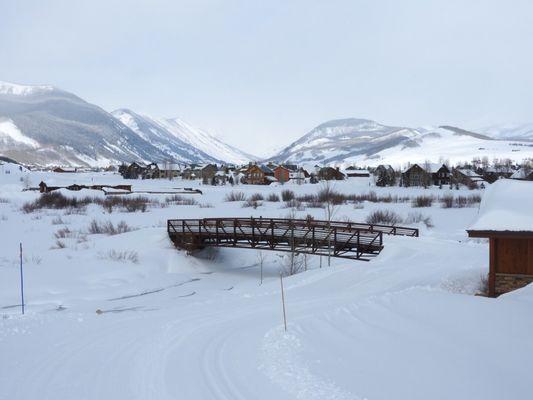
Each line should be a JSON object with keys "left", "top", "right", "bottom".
{"left": 20, "top": 243, "right": 24, "bottom": 315}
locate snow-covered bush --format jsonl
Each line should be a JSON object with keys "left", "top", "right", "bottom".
{"left": 405, "top": 212, "right": 434, "bottom": 228}
{"left": 224, "top": 191, "right": 246, "bottom": 201}
{"left": 242, "top": 199, "right": 262, "bottom": 209}
{"left": 266, "top": 193, "right": 280, "bottom": 202}
{"left": 412, "top": 195, "right": 434, "bottom": 208}
{"left": 87, "top": 220, "right": 134, "bottom": 235}
{"left": 249, "top": 192, "right": 264, "bottom": 201}
{"left": 366, "top": 210, "right": 403, "bottom": 225}
{"left": 99, "top": 250, "right": 139, "bottom": 264}
{"left": 283, "top": 199, "right": 305, "bottom": 210}
{"left": 165, "top": 195, "right": 197, "bottom": 206}
{"left": 281, "top": 189, "right": 295, "bottom": 202}
{"left": 440, "top": 194, "right": 454, "bottom": 208}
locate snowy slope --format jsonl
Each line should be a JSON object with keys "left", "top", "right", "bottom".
{"left": 1, "top": 171, "right": 532, "bottom": 400}
{"left": 158, "top": 117, "right": 257, "bottom": 165}
{"left": 270, "top": 118, "right": 533, "bottom": 167}
{"left": 0, "top": 81, "right": 254, "bottom": 167}
{"left": 112, "top": 109, "right": 223, "bottom": 164}
{"left": 270, "top": 118, "right": 422, "bottom": 164}
{"left": 478, "top": 122, "right": 533, "bottom": 141}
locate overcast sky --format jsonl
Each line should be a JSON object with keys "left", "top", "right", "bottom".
{"left": 1, "top": 0, "right": 532, "bottom": 156}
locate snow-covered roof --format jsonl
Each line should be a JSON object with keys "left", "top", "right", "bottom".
{"left": 456, "top": 168, "right": 481, "bottom": 178}
{"left": 511, "top": 168, "right": 533, "bottom": 180}
{"left": 259, "top": 165, "right": 274, "bottom": 174}
{"left": 469, "top": 179, "right": 533, "bottom": 232}
{"left": 157, "top": 163, "right": 181, "bottom": 171}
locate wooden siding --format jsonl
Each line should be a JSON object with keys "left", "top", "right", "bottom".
{"left": 495, "top": 238, "right": 533, "bottom": 275}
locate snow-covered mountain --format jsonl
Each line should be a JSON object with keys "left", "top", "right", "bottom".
{"left": 477, "top": 123, "right": 533, "bottom": 141}
{"left": 0, "top": 81, "right": 255, "bottom": 167}
{"left": 269, "top": 118, "right": 421, "bottom": 164}
{"left": 270, "top": 118, "right": 533, "bottom": 167}
{"left": 111, "top": 109, "right": 222, "bottom": 164}
{"left": 113, "top": 110, "right": 255, "bottom": 165}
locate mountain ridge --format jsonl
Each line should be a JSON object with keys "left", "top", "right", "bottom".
{"left": 0, "top": 81, "right": 255, "bottom": 166}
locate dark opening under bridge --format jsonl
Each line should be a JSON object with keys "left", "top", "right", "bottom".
{"left": 167, "top": 217, "right": 418, "bottom": 261}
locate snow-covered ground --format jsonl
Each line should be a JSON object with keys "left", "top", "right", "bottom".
{"left": 1, "top": 164, "right": 532, "bottom": 400}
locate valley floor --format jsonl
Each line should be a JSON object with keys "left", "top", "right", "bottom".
{"left": 1, "top": 167, "right": 532, "bottom": 400}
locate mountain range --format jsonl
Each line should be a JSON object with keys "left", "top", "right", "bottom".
{"left": 0, "top": 81, "right": 254, "bottom": 167}
{"left": 268, "top": 119, "right": 533, "bottom": 167}
{"left": 1, "top": 80, "right": 533, "bottom": 168}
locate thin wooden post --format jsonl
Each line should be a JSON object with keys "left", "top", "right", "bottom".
{"left": 19, "top": 243, "right": 25, "bottom": 315}
{"left": 280, "top": 273, "right": 287, "bottom": 332}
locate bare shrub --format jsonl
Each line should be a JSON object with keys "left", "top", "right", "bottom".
{"left": 102, "top": 196, "right": 156, "bottom": 212}
{"left": 478, "top": 273, "right": 489, "bottom": 296}
{"left": 0, "top": 197, "right": 9, "bottom": 204}
{"left": 51, "top": 216, "right": 67, "bottom": 225}
{"left": 99, "top": 250, "right": 139, "bottom": 264}
{"left": 53, "top": 240, "right": 66, "bottom": 249}
{"left": 281, "top": 189, "right": 295, "bottom": 202}
{"left": 0, "top": 214, "right": 7, "bottom": 221}
{"left": 284, "top": 199, "right": 305, "bottom": 210}
{"left": 165, "top": 195, "right": 198, "bottom": 206}
{"left": 199, "top": 203, "right": 214, "bottom": 208}
{"left": 22, "top": 192, "right": 89, "bottom": 213}
{"left": 225, "top": 191, "right": 246, "bottom": 201}
{"left": 405, "top": 211, "right": 434, "bottom": 228}
{"left": 412, "top": 195, "right": 433, "bottom": 208}
{"left": 249, "top": 192, "right": 264, "bottom": 201}
{"left": 266, "top": 193, "right": 280, "bottom": 202}
{"left": 366, "top": 210, "right": 403, "bottom": 225}
{"left": 440, "top": 194, "right": 481, "bottom": 208}
{"left": 54, "top": 227, "right": 72, "bottom": 238}
{"left": 87, "top": 219, "right": 134, "bottom": 235}
{"left": 307, "top": 199, "right": 325, "bottom": 208}
{"left": 279, "top": 253, "right": 305, "bottom": 276}
{"left": 317, "top": 187, "right": 345, "bottom": 205}
{"left": 22, "top": 192, "right": 157, "bottom": 213}
{"left": 242, "top": 199, "right": 262, "bottom": 209}
{"left": 440, "top": 194, "right": 454, "bottom": 208}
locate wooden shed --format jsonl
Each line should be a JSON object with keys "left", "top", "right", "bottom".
{"left": 467, "top": 180, "right": 533, "bottom": 297}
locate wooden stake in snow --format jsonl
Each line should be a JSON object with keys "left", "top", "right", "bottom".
{"left": 280, "top": 273, "right": 287, "bottom": 332}
{"left": 19, "top": 243, "right": 25, "bottom": 315}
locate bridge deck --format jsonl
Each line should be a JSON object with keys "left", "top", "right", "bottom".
{"left": 168, "top": 218, "right": 418, "bottom": 261}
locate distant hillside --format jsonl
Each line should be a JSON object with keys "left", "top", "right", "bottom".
{"left": 269, "top": 118, "right": 533, "bottom": 167}
{"left": 0, "top": 81, "right": 255, "bottom": 167}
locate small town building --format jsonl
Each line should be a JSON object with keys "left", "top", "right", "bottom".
{"left": 317, "top": 167, "right": 345, "bottom": 181}
{"left": 143, "top": 163, "right": 160, "bottom": 179}
{"left": 274, "top": 165, "right": 291, "bottom": 183}
{"left": 453, "top": 168, "right": 488, "bottom": 188}
{"left": 244, "top": 164, "right": 275, "bottom": 185}
{"left": 52, "top": 167, "right": 77, "bottom": 173}
{"left": 510, "top": 168, "right": 533, "bottom": 181}
{"left": 467, "top": 180, "right": 533, "bottom": 297}
{"left": 479, "top": 165, "right": 514, "bottom": 183}
{"left": 122, "top": 162, "right": 146, "bottom": 179}
{"left": 157, "top": 163, "right": 182, "bottom": 179}
{"left": 343, "top": 166, "right": 370, "bottom": 178}
{"left": 373, "top": 164, "right": 396, "bottom": 186}
{"left": 200, "top": 164, "right": 218, "bottom": 183}
{"left": 402, "top": 163, "right": 450, "bottom": 187}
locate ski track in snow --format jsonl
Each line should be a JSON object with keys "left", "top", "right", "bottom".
{"left": 261, "top": 326, "right": 364, "bottom": 400}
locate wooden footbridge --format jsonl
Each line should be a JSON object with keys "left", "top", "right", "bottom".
{"left": 167, "top": 217, "right": 418, "bottom": 261}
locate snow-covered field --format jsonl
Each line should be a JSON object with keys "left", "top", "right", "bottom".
{"left": 1, "top": 164, "right": 532, "bottom": 400}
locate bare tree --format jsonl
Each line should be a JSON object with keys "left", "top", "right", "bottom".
{"left": 257, "top": 251, "right": 267, "bottom": 285}
{"left": 320, "top": 180, "right": 341, "bottom": 266}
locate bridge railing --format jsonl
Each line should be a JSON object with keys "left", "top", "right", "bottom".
{"left": 168, "top": 217, "right": 418, "bottom": 238}
{"left": 168, "top": 217, "right": 389, "bottom": 260}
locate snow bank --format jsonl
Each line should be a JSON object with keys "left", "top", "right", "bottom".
{"left": 469, "top": 179, "right": 533, "bottom": 232}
